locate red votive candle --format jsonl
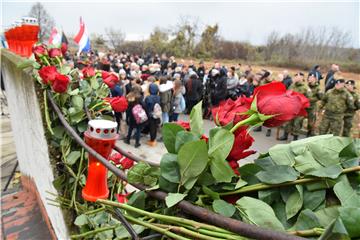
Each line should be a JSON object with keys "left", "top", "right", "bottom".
{"left": 82, "top": 119, "right": 118, "bottom": 202}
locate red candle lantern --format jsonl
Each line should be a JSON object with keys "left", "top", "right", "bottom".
{"left": 21, "top": 17, "right": 39, "bottom": 57}
{"left": 82, "top": 119, "right": 118, "bottom": 202}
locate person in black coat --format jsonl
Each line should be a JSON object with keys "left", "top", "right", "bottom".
{"left": 197, "top": 60, "right": 206, "bottom": 80}
{"left": 325, "top": 64, "right": 339, "bottom": 92}
{"left": 309, "top": 65, "right": 323, "bottom": 82}
{"left": 209, "top": 69, "right": 227, "bottom": 106}
{"left": 145, "top": 83, "right": 161, "bottom": 146}
{"left": 282, "top": 70, "right": 292, "bottom": 89}
{"left": 185, "top": 73, "right": 203, "bottom": 113}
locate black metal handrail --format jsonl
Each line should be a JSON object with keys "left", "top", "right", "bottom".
{"left": 47, "top": 91, "right": 304, "bottom": 240}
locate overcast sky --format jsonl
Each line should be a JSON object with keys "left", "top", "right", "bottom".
{"left": 2, "top": 0, "right": 360, "bottom": 48}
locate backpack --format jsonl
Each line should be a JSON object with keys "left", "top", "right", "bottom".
{"left": 152, "top": 103, "right": 162, "bottom": 119}
{"left": 132, "top": 104, "right": 148, "bottom": 124}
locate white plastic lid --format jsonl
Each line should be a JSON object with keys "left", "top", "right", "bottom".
{"left": 87, "top": 119, "right": 117, "bottom": 139}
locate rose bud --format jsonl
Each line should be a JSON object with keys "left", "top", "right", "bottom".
{"left": 115, "top": 193, "right": 130, "bottom": 204}
{"left": 120, "top": 158, "right": 134, "bottom": 170}
{"left": 32, "top": 44, "right": 47, "bottom": 57}
{"left": 109, "top": 152, "right": 123, "bottom": 165}
{"left": 52, "top": 74, "right": 70, "bottom": 93}
{"left": 38, "top": 66, "right": 59, "bottom": 85}
{"left": 104, "top": 96, "right": 128, "bottom": 113}
{"left": 48, "top": 48, "right": 62, "bottom": 58}
{"left": 82, "top": 67, "right": 96, "bottom": 78}
{"left": 227, "top": 128, "right": 256, "bottom": 161}
{"left": 102, "top": 71, "right": 119, "bottom": 89}
{"left": 212, "top": 97, "right": 252, "bottom": 126}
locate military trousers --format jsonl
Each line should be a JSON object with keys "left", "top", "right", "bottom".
{"left": 319, "top": 113, "right": 343, "bottom": 136}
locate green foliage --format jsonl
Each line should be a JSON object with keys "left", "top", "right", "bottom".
{"left": 165, "top": 193, "right": 187, "bottom": 208}
{"left": 127, "top": 162, "right": 159, "bottom": 187}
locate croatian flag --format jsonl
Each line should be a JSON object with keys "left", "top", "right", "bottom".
{"left": 48, "top": 27, "right": 62, "bottom": 46}
{"left": 74, "top": 17, "right": 91, "bottom": 54}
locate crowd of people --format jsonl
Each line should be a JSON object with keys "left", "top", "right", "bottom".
{"left": 65, "top": 50, "right": 359, "bottom": 147}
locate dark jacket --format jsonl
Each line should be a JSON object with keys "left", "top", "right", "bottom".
{"left": 186, "top": 77, "right": 203, "bottom": 101}
{"left": 282, "top": 76, "right": 293, "bottom": 89}
{"left": 111, "top": 84, "right": 123, "bottom": 97}
{"left": 210, "top": 74, "right": 227, "bottom": 106}
{"left": 197, "top": 66, "right": 205, "bottom": 79}
{"left": 309, "top": 66, "right": 323, "bottom": 81}
{"left": 126, "top": 95, "right": 145, "bottom": 127}
{"left": 145, "top": 84, "right": 160, "bottom": 115}
{"left": 325, "top": 70, "right": 336, "bottom": 92}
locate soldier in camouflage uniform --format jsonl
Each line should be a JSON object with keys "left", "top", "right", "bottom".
{"left": 319, "top": 79, "right": 355, "bottom": 136}
{"left": 342, "top": 80, "right": 360, "bottom": 137}
{"left": 306, "top": 73, "right": 323, "bottom": 137}
{"left": 279, "top": 72, "right": 311, "bottom": 141}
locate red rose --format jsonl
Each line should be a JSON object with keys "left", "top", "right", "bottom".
{"left": 212, "top": 97, "right": 252, "bottom": 126}
{"left": 110, "top": 152, "right": 123, "bottom": 165}
{"left": 38, "top": 66, "right": 59, "bottom": 85}
{"left": 82, "top": 67, "right": 96, "bottom": 78}
{"left": 48, "top": 48, "right": 62, "bottom": 58}
{"left": 52, "top": 74, "right": 70, "bottom": 93}
{"left": 120, "top": 158, "right": 134, "bottom": 170}
{"left": 115, "top": 193, "right": 130, "bottom": 203}
{"left": 175, "top": 121, "right": 190, "bottom": 131}
{"left": 102, "top": 71, "right": 119, "bottom": 89}
{"left": 227, "top": 128, "right": 256, "bottom": 161}
{"left": 228, "top": 160, "right": 240, "bottom": 175}
{"left": 32, "top": 44, "right": 47, "bottom": 57}
{"left": 104, "top": 96, "right": 128, "bottom": 112}
{"left": 200, "top": 134, "right": 209, "bottom": 143}
{"left": 61, "top": 43, "right": 68, "bottom": 55}
{"left": 254, "top": 82, "right": 310, "bottom": 127}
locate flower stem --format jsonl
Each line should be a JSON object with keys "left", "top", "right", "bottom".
{"left": 71, "top": 148, "right": 84, "bottom": 211}
{"left": 124, "top": 215, "right": 191, "bottom": 240}
{"left": 287, "top": 228, "right": 324, "bottom": 237}
{"left": 152, "top": 223, "right": 224, "bottom": 240}
{"left": 70, "top": 225, "right": 119, "bottom": 239}
{"left": 97, "top": 199, "right": 235, "bottom": 235}
{"left": 230, "top": 114, "right": 259, "bottom": 133}
{"left": 43, "top": 90, "right": 54, "bottom": 135}
{"left": 220, "top": 166, "right": 360, "bottom": 196}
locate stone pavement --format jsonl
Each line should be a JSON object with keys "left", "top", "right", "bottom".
{"left": 115, "top": 114, "right": 290, "bottom": 166}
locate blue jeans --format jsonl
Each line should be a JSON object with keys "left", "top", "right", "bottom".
{"left": 170, "top": 113, "right": 179, "bottom": 122}
{"left": 127, "top": 125, "right": 141, "bottom": 144}
{"left": 162, "top": 112, "right": 169, "bottom": 123}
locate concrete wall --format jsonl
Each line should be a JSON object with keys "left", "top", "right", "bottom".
{"left": 1, "top": 49, "right": 68, "bottom": 239}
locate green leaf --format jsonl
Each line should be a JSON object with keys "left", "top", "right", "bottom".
{"left": 315, "top": 206, "right": 340, "bottom": 228}
{"left": 77, "top": 121, "right": 88, "bottom": 133}
{"left": 305, "top": 178, "right": 338, "bottom": 191}
{"left": 213, "top": 199, "right": 236, "bottom": 217}
{"left": 294, "top": 150, "right": 323, "bottom": 174}
{"left": 74, "top": 214, "right": 88, "bottom": 226}
{"left": 339, "top": 141, "right": 359, "bottom": 168}
{"left": 307, "top": 137, "right": 352, "bottom": 167}
{"left": 269, "top": 144, "right": 295, "bottom": 166}
{"left": 197, "top": 171, "right": 216, "bottom": 186}
{"left": 319, "top": 218, "right": 350, "bottom": 240}
{"left": 238, "top": 163, "right": 262, "bottom": 184}
{"left": 175, "top": 131, "right": 198, "bottom": 153}
{"left": 127, "top": 191, "right": 146, "bottom": 217}
{"left": 162, "top": 123, "right": 185, "bottom": 153}
{"left": 256, "top": 165, "right": 299, "bottom": 184}
{"left": 202, "top": 186, "right": 220, "bottom": 200}
{"left": 66, "top": 151, "right": 81, "bottom": 165}
{"left": 160, "top": 153, "right": 180, "bottom": 183}
{"left": 90, "top": 76, "right": 100, "bottom": 90}
{"left": 208, "top": 128, "right": 235, "bottom": 162}
{"left": 286, "top": 185, "right": 303, "bottom": 220}
{"left": 236, "top": 197, "right": 284, "bottom": 231}
{"left": 17, "top": 59, "right": 36, "bottom": 69}
{"left": 235, "top": 178, "right": 248, "bottom": 189}
{"left": 339, "top": 207, "right": 360, "bottom": 237}
{"left": 159, "top": 176, "right": 178, "bottom": 193}
{"left": 306, "top": 165, "right": 343, "bottom": 179}
{"left": 258, "top": 189, "right": 280, "bottom": 205}
{"left": 115, "top": 224, "right": 145, "bottom": 238}
{"left": 127, "top": 162, "right": 159, "bottom": 187}
{"left": 303, "top": 189, "right": 326, "bottom": 211}
{"left": 333, "top": 177, "right": 360, "bottom": 208}
{"left": 272, "top": 201, "right": 292, "bottom": 229}
{"left": 178, "top": 140, "right": 208, "bottom": 190}
{"left": 189, "top": 101, "right": 204, "bottom": 137}
{"left": 68, "top": 88, "right": 80, "bottom": 96}
{"left": 254, "top": 156, "right": 276, "bottom": 169}
{"left": 60, "top": 64, "right": 71, "bottom": 74}
{"left": 53, "top": 126, "right": 65, "bottom": 139}
{"left": 165, "top": 193, "right": 187, "bottom": 208}
{"left": 291, "top": 209, "right": 321, "bottom": 231}
{"left": 210, "top": 157, "right": 235, "bottom": 183}
{"left": 71, "top": 95, "right": 84, "bottom": 111}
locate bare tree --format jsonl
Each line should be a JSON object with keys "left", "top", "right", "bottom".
{"left": 105, "top": 27, "right": 126, "bottom": 51}
{"left": 28, "top": 2, "right": 55, "bottom": 42}
{"left": 172, "top": 16, "right": 200, "bottom": 57}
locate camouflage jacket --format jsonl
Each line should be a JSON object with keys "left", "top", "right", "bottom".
{"left": 321, "top": 88, "right": 355, "bottom": 115}
{"left": 345, "top": 90, "right": 360, "bottom": 115}
{"left": 289, "top": 81, "right": 311, "bottom": 98}
{"left": 308, "top": 83, "right": 323, "bottom": 107}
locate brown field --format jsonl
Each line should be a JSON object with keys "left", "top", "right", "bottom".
{"left": 183, "top": 58, "right": 360, "bottom": 137}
